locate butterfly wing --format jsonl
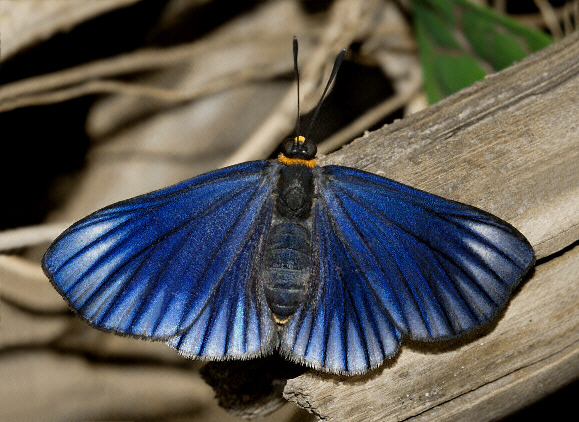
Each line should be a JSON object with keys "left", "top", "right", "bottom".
{"left": 280, "top": 165, "right": 534, "bottom": 374}
{"left": 43, "top": 161, "right": 278, "bottom": 359}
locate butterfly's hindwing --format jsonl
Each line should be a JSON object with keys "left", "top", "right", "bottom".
{"left": 279, "top": 200, "right": 402, "bottom": 374}
{"left": 166, "top": 194, "right": 277, "bottom": 359}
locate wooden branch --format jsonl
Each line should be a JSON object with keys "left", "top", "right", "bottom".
{"left": 284, "top": 32, "right": 579, "bottom": 421}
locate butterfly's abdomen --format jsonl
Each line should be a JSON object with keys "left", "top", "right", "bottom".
{"left": 261, "top": 163, "right": 314, "bottom": 323}
{"left": 262, "top": 220, "right": 311, "bottom": 323}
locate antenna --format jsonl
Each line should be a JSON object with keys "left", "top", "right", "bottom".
{"left": 293, "top": 37, "right": 301, "bottom": 140}
{"left": 304, "top": 47, "right": 347, "bottom": 140}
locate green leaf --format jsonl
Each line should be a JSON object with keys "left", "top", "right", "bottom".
{"left": 412, "top": 0, "right": 553, "bottom": 103}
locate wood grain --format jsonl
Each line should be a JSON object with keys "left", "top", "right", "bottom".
{"left": 284, "top": 31, "right": 579, "bottom": 421}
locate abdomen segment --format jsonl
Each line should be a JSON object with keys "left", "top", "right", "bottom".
{"left": 261, "top": 220, "right": 311, "bottom": 322}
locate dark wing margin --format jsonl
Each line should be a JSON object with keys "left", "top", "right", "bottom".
{"left": 43, "top": 161, "right": 278, "bottom": 360}
{"left": 280, "top": 165, "right": 534, "bottom": 375}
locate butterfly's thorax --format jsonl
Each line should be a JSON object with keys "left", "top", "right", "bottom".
{"left": 261, "top": 164, "right": 315, "bottom": 323}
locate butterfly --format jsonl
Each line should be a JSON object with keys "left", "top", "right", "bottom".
{"left": 42, "top": 38, "right": 535, "bottom": 375}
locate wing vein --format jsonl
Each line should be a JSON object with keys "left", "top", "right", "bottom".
{"left": 332, "top": 183, "right": 506, "bottom": 301}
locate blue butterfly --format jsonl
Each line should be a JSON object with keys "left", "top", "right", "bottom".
{"left": 42, "top": 39, "right": 534, "bottom": 375}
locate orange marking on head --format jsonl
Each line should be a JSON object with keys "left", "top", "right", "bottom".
{"left": 278, "top": 153, "right": 317, "bottom": 168}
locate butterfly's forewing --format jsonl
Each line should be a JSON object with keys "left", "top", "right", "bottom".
{"left": 43, "top": 161, "right": 278, "bottom": 359}
{"left": 280, "top": 165, "right": 534, "bottom": 374}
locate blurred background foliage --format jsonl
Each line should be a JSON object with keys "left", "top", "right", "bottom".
{"left": 412, "top": 0, "right": 553, "bottom": 103}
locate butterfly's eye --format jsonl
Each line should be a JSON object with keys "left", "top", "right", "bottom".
{"left": 281, "top": 138, "right": 294, "bottom": 156}
{"left": 303, "top": 138, "right": 317, "bottom": 158}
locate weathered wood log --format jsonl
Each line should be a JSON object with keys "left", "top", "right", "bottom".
{"left": 284, "top": 31, "right": 579, "bottom": 421}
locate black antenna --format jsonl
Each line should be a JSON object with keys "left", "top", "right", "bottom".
{"left": 293, "top": 37, "right": 301, "bottom": 140}
{"left": 304, "top": 47, "right": 347, "bottom": 140}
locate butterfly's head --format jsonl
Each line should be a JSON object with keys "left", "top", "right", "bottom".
{"left": 278, "top": 135, "right": 318, "bottom": 168}
{"left": 282, "top": 135, "right": 317, "bottom": 159}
